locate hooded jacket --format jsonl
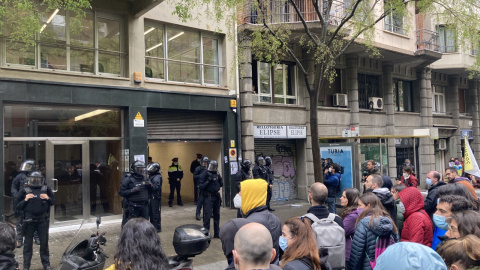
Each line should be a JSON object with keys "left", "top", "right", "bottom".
{"left": 342, "top": 208, "right": 363, "bottom": 262}
{"left": 349, "top": 216, "right": 399, "bottom": 270}
{"left": 374, "top": 242, "right": 447, "bottom": 269}
{"left": 398, "top": 187, "right": 433, "bottom": 247}
{"left": 424, "top": 181, "right": 447, "bottom": 218}
{"left": 372, "top": 188, "right": 397, "bottom": 221}
{"left": 0, "top": 252, "right": 18, "bottom": 270}
{"left": 324, "top": 172, "right": 341, "bottom": 198}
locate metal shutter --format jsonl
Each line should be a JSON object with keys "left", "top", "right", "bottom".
{"left": 147, "top": 110, "right": 224, "bottom": 141}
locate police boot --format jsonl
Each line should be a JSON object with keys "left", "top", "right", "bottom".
{"left": 195, "top": 213, "right": 201, "bottom": 221}
{"left": 44, "top": 265, "right": 53, "bottom": 270}
{"left": 17, "top": 239, "right": 23, "bottom": 248}
{"left": 34, "top": 237, "right": 41, "bottom": 245}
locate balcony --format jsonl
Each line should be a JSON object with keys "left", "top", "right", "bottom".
{"left": 416, "top": 29, "right": 439, "bottom": 52}
{"left": 240, "top": 0, "right": 346, "bottom": 26}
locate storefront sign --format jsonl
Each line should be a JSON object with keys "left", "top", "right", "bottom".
{"left": 342, "top": 127, "right": 359, "bottom": 137}
{"left": 254, "top": 125, "right": 287, "bottom": 138}
{"left": 320, "top": 143, "right": 354, "bottom": 193}
{"left": 287, "top": 126, "right": 307, "bottom": 138}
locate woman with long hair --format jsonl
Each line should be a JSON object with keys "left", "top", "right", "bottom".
{"left": 438, "top": 183, "right": 479, "bottom": 210}
{"left": 106, "top": 218, "right": 169, "bottom": 270}
{"left": 280, "top": 217, "right": 321, "bottom": 270}
{"left": 340, "top": 188, "right": 361, "bottom": 268}
{"left": 445, "top": 210, "right": 480, "bottom": 239}
{"left": 349, "top": 193, "right": 398, "bottom": 270}
{"left": 437, "top": 235, "right": 480, "bottom": 270}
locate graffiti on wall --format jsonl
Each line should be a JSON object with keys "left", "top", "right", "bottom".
{"left": 271, "top": 155, "right": 296, "bottom": 201}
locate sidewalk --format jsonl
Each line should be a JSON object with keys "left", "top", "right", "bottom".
{"left": 18, "top": 200, "right": 314, "bottom": 270}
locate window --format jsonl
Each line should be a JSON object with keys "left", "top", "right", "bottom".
{"left": 459, "top": 88, "right": 466, "bottom": 114}
{"left": 437, "top": 25, "right": 457, "bottom": 53}
{"left": 4, "top": 8, "right": 126, "bottom": 76}
{"left": 384, "top": 6, "right": 405, "bottom": 35}
{"left": 433, "top": 85, "right": 446, "bottom": 113}
{"left": 358, "top": 73, "right": 380, "bottom": 109}
{"left": 144, "top": 23, "right": 223, "bottom": 85}
{"left": 253, "top": 61, "right": 297, "bottom": 105}
{"left": 393, "top": 80, "right": 414, "bottom": 112}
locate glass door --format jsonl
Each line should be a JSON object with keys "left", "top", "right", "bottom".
{"left": 46, "top": 140, "right": 89, "bottom": 225}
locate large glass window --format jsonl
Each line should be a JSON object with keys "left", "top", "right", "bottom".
{"left": 384, "top": 1, "right": 405, "bottom": 35}
{"left": 144, "top": 23, "right": 223, "bottom": 85}
{"left": 253, "top": 61, "right": 297, "bottom": 104}
{"left": 438, "top": 25, "right": 457, "bottom": 53}
{"left": 3, "top": 8, "right": 125, "bottom": 76}
{"left": 433, "top": 85, "right": 446, "bottom": 113}
{"left": 393, "top": 80, "right": 414, "bottom": 112}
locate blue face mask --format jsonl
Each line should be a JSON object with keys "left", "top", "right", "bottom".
{"left": 279, "top": 236, "right": 288, "bottom": 251}
{"left": 433, "top": 214, "right": 450, "bottom": 230}
{"left": 426, "top": 178, "right": 432, "bottom": 186}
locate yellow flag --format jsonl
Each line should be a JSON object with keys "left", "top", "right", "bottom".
{"left": 464, "top": 136, "right": 480, "bottom": 176}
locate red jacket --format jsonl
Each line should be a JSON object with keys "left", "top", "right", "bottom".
{"left": 398, "top": 187, "right": 433, "bottom": 247}
{"left": 401, "top": 174, "right": 418, "bottom": 187}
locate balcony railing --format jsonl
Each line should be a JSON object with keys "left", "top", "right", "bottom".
{"left": 416, "top": 29, "right": 439, "bottom": 52}
{"left": 240, "top": 0, "right": 346, "bottom": 26}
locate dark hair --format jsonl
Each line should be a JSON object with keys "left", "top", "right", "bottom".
{"left": 356, "top": 193, "right": 398, "bottom": 234}
{"left": 403, "top": 166, "right": 413, "bottom": 174}
{"left": 439, "top": 195, "right": 473, "bottom": 212}
{"left": 340, "top": 188, "right": 360, "bottom": 219}
{"left": 437, "top": 235, "right": 480, "bottom": 268}
{"left": 0, "top": 222, "right": 16, "bottom": 253}
{"left": 446, "top": 167, "right": 458, "bottom": 175}
{"left": 332, "top": 163, "right": 341, "bottom": 173}
{"left": 370, "top": 174, "right": 383, "bottom": 187}
{"left": 433, "top": 172, "right": 442, "bottom": 181}
{"left": 114, "top": 218, "right": 169, "bottom": 270}
{"left": 451, "top": 210, "right": 480, "bottom": 238}
{"left": 438, "top": 184, "right": 479, "bottom": 210}
{"left": 367, "top": 160, "right": 375, "bottom": 166}
{"left": 282, "top": 217, "right": 321, "bottom": 270}
{"left": 392, "top": 184, "right": 406, "bottom": 194}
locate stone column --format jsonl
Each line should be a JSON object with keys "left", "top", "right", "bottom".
{"left": 383, "top": 62, "right": 397, "bottom": 178}
{"left": 470, "top": 79, "right": 480, "bottom": 162}
{"left": 449, "top": 75, "right": 462, "bottom": 158}
{"left": 128, "top": 15, "right": 145, "bottom": 87}
{"left": 238, "top": 34, "right": 255, "bottom": 163}
{"left": 346, "top": 55, "right": 359, "bottom": 127}
{"left": 418, "top": 68, "right": 435, "bottom": 185}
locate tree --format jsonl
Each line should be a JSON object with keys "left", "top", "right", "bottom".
{"left": 177, "top": 0, "right": 480, "bottom": 182}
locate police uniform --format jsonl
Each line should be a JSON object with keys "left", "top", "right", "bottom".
{"left": 119, "top": 172, "right": 151, "bottom": 227}
{"left": 190, "top": 154, "right": 203, "bottom": 203}
{"left": 235, "top": 160, "right": 251, "bottom": 218}
{"left": 16, "top": 174, "right": 54, "bottom": 270}
{"left": 265, "top": 165, "right": 274, "bottom": 210}
{"left": 168, "top": 158, "right": 184, "bottom": 207}
{"left": 199, "top": 166, "right": 223, "bottom": 237}
{"left": 149, "top": 170, "right": 162, "bottom": 232}
{"left": 194, "top": 165, "right": 206, "bottom": 220}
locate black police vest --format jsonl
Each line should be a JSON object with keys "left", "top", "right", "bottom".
{"left": 149, "top": 174, "right": 162, "bottom": 198}
{"left": 23, "top": 186, "right": 49, "bottom": 219}
{"left": 128, "top": 177, "right": 149, "bottom": 203}
{"left": 205, "top": 172, "right": 220, "bottom": 194}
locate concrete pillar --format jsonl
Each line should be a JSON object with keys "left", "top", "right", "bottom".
{"left": 302, "top": 49, "right": 315, "bottom": 193}
{"left": 238, "top": 34, "right": 255, "bottom": 162}
{"left": 346, "top": 55, "right": 359, "bottom": 127}
{"left": 449, "top": 75, "right": 462, "bottom": 158}
{"left": 470, "top": 79, "right": 480, "bottom": 162}
{"left": 383, "top": 62, "right": 397, "bottom": 178}
{"left": 128, "top": 15, "right": 145, "bottom": 87}
{"left": 417, "top": 68, "right": 435, "bottom": 186}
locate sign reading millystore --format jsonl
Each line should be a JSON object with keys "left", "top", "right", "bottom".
{"left": 254, "top": 125, "right": 307, "bottom": 139}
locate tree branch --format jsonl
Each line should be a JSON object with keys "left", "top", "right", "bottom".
{"left": 327, "top": 0, "right": 364, "bottom": 46}
{"left": 311, "top": 0, "right": 326, "bottom": 26}
{"left": 288, "top": 0, "right": 320, "bottom": 47}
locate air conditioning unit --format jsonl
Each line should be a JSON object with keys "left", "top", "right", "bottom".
{"left": 333, "top": 93, "right": 348, "bottom": 107}
{"left": 368, "top": 97, "right": 383, "bottom": 110}
{"left": 439, "top": 139, "right": 447, "bottom": 150}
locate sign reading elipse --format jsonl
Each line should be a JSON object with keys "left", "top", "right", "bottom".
{"left": 254, "top": 125, "right": 307, "bottom": 139}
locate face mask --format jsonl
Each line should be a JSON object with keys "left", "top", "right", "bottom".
{"left": 455, "top": 161, "right": 459, "bottom": 165}
{"left": 233, "top": 194, "right": 242, "bottom": 209}
{"left": 398, "top": 201, "right": 406, "bottom": 212}
{"left": 433, "top": 214, "right": 450, "bottom": 230}
{"left": 173, "top": 162, "right": 178, "bottom": 166}
{"left": 403, "top": 173, "right": 409, "bottom": 180}
{"left": 426, "top": 178, "right": 432, "bottom": 186}
{"left": 279, "top": 236, "right": 288, "bottom": 251}
{"left": 328, "top": 167, "right": 332, "bottom": 173}
{"left": 307, "top": 194, "right": 311, "bottom": 205}
{"left": 197, "top": 159, "right": 201, "bottom": 162}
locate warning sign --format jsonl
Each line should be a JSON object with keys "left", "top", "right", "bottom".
{"left": 229, "top": 148, "right": 237, "bottom": 161}
{"left": 134, "top": 112, "right": 144, "bottom": 127}
{"left": 135, "top": 112, "right": 143, "bottom": 120}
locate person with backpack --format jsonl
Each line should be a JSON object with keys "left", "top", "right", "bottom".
{"left": 340, "top": 188, "right": 361, "bottom": 268}
{"left": 324, "top": 163, "right": 341, "bottom": 214}
{"left": 305, "top": 183, "right": 345, "bottom": 269}
{"left": 349, "top": 193, "right": 398, "bottom": 270}
{"left": 398, "top": 187, "right": 433, "bottom": 247}
{"left": 279, "top": 217, "right": 323, "bottom": 270}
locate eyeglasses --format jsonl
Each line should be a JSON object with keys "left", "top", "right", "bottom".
{"left": 448, "top": 224, "right": 458, "bottom": 232}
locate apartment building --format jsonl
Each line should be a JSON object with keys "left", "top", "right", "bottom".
{"left": 1, "top": 0, "right": 238, "bottom": 225}
{"left": 238, "top": 0, "right": 479, "bottom": 201}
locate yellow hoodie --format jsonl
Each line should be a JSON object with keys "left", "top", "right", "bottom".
{"left": 240, "top": 179, "right": 268, "bottom": 215}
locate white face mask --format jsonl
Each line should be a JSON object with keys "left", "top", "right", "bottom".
{"left": 328, "top": 167, "right": 332, "bottom": 173}
{"left": 308, "top": 194, "right": 311, "bottom": 205}
{"left": 233, "top": 194, "right": 242, "bottom": 209}
{"left": 403, "top": 173, "right": 409, "bottom": 179}
{"left": 173, "top": 162, "right": 178, "bottom": 166}
{"left": 398, "top": 201, "right": 406, "bottom": 212}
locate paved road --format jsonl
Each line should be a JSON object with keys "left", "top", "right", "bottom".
{"left": 15, "top": 200, "right": 314, "bottom": 270}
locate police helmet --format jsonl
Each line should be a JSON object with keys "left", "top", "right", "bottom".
{"left": 265, "top": 156, "right": 272, "bottom": 166}
{"left": 147, "top": 162, "right": 161, "bottom": 174}
{"left": 131, "top": 160, "right": 146, "bottom": 176}
{"left": 256, "top": 156, "right": 266, "bottom": 166}
{"left": 208, "top": 160, "right": 218, "bottom": 172}
{"left": 241, "top": 159, "right": 252, "bottom": 170}
{"left": 201, "top": 156, "right": 210, "bottom": 168}
{"left": 27, "top": 171, "right": 44, "bottom": 187}
{"left": 20, "top": 159, "right": 35, "bottom": 172}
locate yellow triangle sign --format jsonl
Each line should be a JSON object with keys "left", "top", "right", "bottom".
{"left": 135, "top": 112, "right": 143, "bottom": 120}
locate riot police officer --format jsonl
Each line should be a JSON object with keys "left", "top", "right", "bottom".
{"left": 199, "top": 160, "right": 223, "bottom": 238}
{"left": 194, "top": 156, "right": 209, "bottom": 220}
{"left": 11, "top": 159, "right": 40, "bottom": 247}
{"left": 119, "top": 161, "right": 151, "bottom": 228}
{"left": 147, "top": 162, "right": 162, "bottom": 232}
{"left": 264, "top": 156, "right": 274, "bottom": 211}
{"left": 16, "top": 171, "right": 55, "bottom": 270}
{"left": 252, "top": 156, "right": 267, "bottom": 179}
{"left": 235, "top": 159, "right": 251, "bottom": 218}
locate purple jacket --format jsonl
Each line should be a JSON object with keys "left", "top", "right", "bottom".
{"left": 343, "top": 208, "right": 363, "bottom": 261}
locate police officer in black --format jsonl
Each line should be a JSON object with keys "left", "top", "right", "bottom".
{"left": 16, "top": 171, "right": 55, "bottom": 270}
{"left": 190, "top": 153, "right": 203, "bottom": 204}
{"left": 147, "top": 162, "right": 162, "bottom": 233}
{"left": 253, "top": 156, "right": 275, "bottom": 211}
{"left": 194, "top": 156, "right": 209, "bottom": 220}
{"left": 235, "top": 159, "right": 251, "bottom": 218}
{"left": 11, "top": 159, "right": 40, "bottom": 247}
{"left": 119, "top": 161, "right": 151, "bottom": 228}
{"left": 199, "top": 160, "right": 223, "bottom": 238}
{"left": 264, "top": 156, "right": 275, "bottom": 211}
{"left": 252, "top": 156, "right": 267, "bottom": 179}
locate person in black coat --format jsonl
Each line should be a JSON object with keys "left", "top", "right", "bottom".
{"left": 194, "top": 156, "right": 209, "bottom": 220}
{"left": 119, "top": 161, "right": 151, "bottom": 227}
{"left": 190, "top": 154, "right": 203, "bottom": 203}
{"left": 198, "top": 160, "right": 223, "bottom": 238}
{"left": 424, "top": 171, "right": 447, "bottom": 218}
{"left": 365, "top": 174, "right": 397, "bottom": 221}
{"left": 0, "top": 222, "right": 19, "bottom": 270}
{"left": 306, "top": 183, "right": 344, "bottom": 228}
{"left": 235, "top": 159, "right": 252, "bottom": 218}
{"left": 147, "top": 162, "right": 163, "bottom": 232}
